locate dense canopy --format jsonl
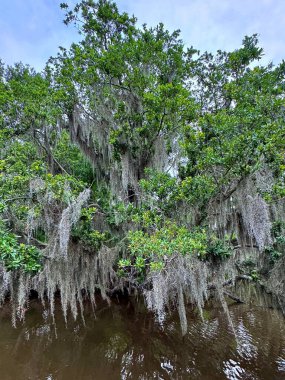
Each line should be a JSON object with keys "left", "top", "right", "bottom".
{"left": 0, "top": 0, "right": 285, "bottom": 332}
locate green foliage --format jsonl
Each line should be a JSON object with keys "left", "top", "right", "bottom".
{"left": 118, "top": 222, "right": 208, "bottom": 278}
{"left": 0, "top": 63, "right": 60, "bottom": 137}
{"left": 203, "top": 235, "right": 232, "bottom": 261}
{"left": 72, "top": 207, "right": 108, "bottom": 249}
{"left": 53, "top": 130, "right": 94, "bottom": 183}
{"left": 272, "top": 221, "right": 285, "bottom": 239}
{"left": 265, "top": 221, "right": 285, "bottom": 263}
{"left": 177, "top": 174, "right": 216, "bottom": 206}
{"left": 118, "top": 221, "right": 233, "bottom": 282}
{"left": 44, "top": 173, "right": 85, "bottom": 202}
{"left": 241, "top": 257, "right": 256, "bottom": 268}
{"left": 181, "top": 37, "right": 285, "bottom": 201}
{"left": 140, "top": 169, "right": 177, "bottom": 200}
{"left": 138, "top": 168, "right": 216, "bottom": 216}
{"left": 131, "top": 208, "right": 163, "bottom": 229}
{"left": 0, "top": 119, "right": 88, "bottom": 239}
{"left": 265, "top": 247, "right": 283, "bottom": 263}
{"left": 0, "top": 224, "right": 41, "bottom": 272}
{"left": 129, "top": 223, "right": 207, "bottom": 259}
{"left": 249, "top": 270, "right": 260, "bottom": 282}
{"left": 139, "top": 169, "right": 178, "bottom": 212}
{"left": 106, "top": 202, "right": 135, "bottom": 226}
{"left": 263, "top": 168, "right": 285, "bottom": 201}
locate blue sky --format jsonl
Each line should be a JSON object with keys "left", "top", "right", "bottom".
{"left": 0, "top": 0, "right": 284, "bottom": 70}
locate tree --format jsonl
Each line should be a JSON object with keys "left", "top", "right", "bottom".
{"left": 0, "top": 0, "right": 284, "bottom": 331}
{"left": 52, "top": 0, "right": 196, "bottom": 202}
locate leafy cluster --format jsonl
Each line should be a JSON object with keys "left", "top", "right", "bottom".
{"left": 72, "top": 207, "right": 109, "bottom": 249}
{"left": 180, "top": 37, "right": 285, "bottom": 204}
{"left": 265, "top": 221, "right": 285, "bottom": 263}
{"left": 118, "top": 222, "right": 232, "bottom": 281}
{"left": 0, "top": 223, "right": 41, "bottom": 272}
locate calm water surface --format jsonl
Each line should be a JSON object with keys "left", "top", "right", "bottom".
{"left": 0, "top": 299, "right": 284, "bottom": 380}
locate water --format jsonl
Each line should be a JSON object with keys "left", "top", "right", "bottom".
{"left": 0, "top": 298, "right": 284, "bottom": 380}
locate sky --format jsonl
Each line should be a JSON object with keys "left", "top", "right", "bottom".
{"left": 0, "top": 0, "right": 284, "bottom": 71}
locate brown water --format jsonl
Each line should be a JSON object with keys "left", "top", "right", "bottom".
{"left": 0, "top": 298, "right": 284, "bottom": 380}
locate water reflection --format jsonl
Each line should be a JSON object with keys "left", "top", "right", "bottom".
{"left": 223, "top": 359, "right": 247, "bottom": 380}
{"left": 236, "top": 321, "right": 258, "bottom": 361}
{"left": 0, "top": 299, "right": 284, "bottom": 379}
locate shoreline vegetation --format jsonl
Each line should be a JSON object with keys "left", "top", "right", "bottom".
{"left": 0, "top": 0, "right": 285, "bottom": 334}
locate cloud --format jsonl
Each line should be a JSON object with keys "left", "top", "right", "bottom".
{"left": 0, "top": 0, "right": 79, "bottom": 70}
{"left": 118, "top": 0, "right": 285, "bottom": 65}
{"left": 0, "top": 0, "right": 284, "bottom": 70}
